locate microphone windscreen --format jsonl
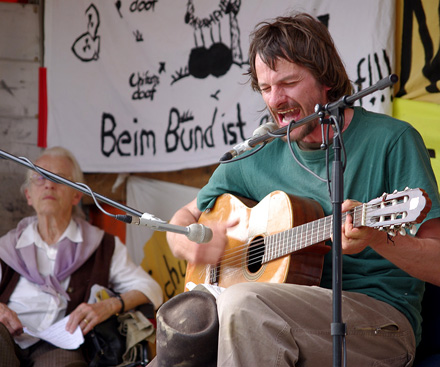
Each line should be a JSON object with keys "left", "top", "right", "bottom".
{"left": 187, "top": 223, "right": 213, "bottom": 243}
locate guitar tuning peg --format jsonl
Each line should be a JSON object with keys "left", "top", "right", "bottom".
{"left": 399, "top": 227, "right": 407, "bottom": 236}
{"left": 392, "top": 189, "right": 398, "bottom": 194}
{"left": 387, "top": 229, "right": 397, "bottom": 237}
{"left": 410, "top": 225, "right": 417, "bottom": 235}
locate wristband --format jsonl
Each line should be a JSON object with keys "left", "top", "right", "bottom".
{"left": 115, "top": 294, "right": 125, "bottom": 315}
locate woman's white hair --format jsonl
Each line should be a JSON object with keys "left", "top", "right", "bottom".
{"left": 22, "top": 146, "right": 85, "bottom": 218}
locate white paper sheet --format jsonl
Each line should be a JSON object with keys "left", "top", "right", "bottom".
{"left": 23, "top": 316, "right": 84, "bottom": 350}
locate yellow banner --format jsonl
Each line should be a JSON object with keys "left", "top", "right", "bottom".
{"left": 141, "top": 231, "right": 187, "bottom": 302}
{"left": 393, "top": 98, "right": 440, "bottom": 184}
{"left": 395, "top": 0, "right": 440, "bottom": 103}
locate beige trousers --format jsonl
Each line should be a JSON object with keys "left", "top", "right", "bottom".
{"left": 217, "top": 283, "right": 416, "bottom": 367}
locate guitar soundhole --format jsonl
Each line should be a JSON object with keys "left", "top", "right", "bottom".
{"left": 247, "top": 236, "right": 265, "bottom": 273}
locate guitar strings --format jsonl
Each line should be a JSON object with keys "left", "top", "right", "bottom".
{"left": 197, "top": 201, "right": 409, "bottom": 281}
{"left": 209, "top": 215, "right": 335, "bottom": 277}
{"left": 197, "top": 207, "right": 348, "bottom": 279}
{"left": 220, "top": 208, "right": 351, "bottom": 264}
{"left": 198, "top": 205, "right": 369, "bottom": 279}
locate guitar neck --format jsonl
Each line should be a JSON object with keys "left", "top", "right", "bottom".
{"left": 263, "top": 208, "right": 362, "bottom": 263}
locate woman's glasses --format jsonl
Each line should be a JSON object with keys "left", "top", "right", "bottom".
{"left": 29, "top": 174, "right": 72, "bottom": 186}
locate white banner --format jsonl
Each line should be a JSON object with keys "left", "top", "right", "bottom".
{"left": 126, "top": 176, "right": 199, "bottom": 299}
{"left": 45, "top": 0, "right": 395, "bottom": 172}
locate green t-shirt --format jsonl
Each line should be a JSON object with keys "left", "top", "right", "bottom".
{"left": 197, "top": 107, "right": 440, "bottom": 345}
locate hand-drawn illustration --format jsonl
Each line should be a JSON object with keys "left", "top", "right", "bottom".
{"left": 71, "top": 4, "right": 101, "bottom": 62}
{"left": 211, "top": 89, "right": 221, "bottom": 100}
{"left": 318, "top": 14, "right": 393, "bottom": 108}
{"left": 171, "top": 0, "right": 245, "bottom": 84}
{"left": 133, "top": 29, "right": 144, "bottom": 42}
{"left": 354, "top": 50, "right": 393, "bottom": 106}
{"left": 50, "top": 1, "right": 396, "bottom": 171}
{"left": 115, "top": 0, "right": 123, "bottom": 18}
{"left": 397, "top": 0, "right": 440, "bottom": 96}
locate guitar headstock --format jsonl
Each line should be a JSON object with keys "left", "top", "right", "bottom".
{"left": 362, "top": 188, "right": 432, "bottom": 235}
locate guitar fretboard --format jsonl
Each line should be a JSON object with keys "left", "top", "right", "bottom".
{"left": 262, "top": 207, "right": 363, "bottom": 263}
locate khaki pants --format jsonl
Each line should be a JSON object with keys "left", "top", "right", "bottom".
{"left": 0, "top": 323, "right": 87, "bottom": 367}
{"left": 217, "top": 283, "right": 415, "bottom": 367}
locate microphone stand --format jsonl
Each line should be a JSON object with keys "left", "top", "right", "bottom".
{"left": 315, "top": 75, "right": 398, "bottom": 367}
{"left": 0, "top": 149, "right": 212, "bottom": 243}
{"left": 319, "top": 74, "right": 397, "bottom": 367}
{"left": 324, "top": 103, "right": 346, "bottom": 367}
{"left": 321, "top": 74, "right": 397, "bottom": 367}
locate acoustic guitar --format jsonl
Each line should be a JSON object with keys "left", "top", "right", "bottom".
{"left": 185, "top": 188, "right": 431, "bottom": 289}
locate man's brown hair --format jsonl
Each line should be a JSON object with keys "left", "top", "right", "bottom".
{"left": 247, "top": 13, "right": 352, "bottom": 102}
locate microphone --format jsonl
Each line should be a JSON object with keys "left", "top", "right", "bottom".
{"left": 220, "top": 121, "right": 278, "bottom": 162}
{"left": 186, "top": 223, "right": 213, "bottom": 243}
{"left": 134, "top": 212, "right": 213, "bottom": 243}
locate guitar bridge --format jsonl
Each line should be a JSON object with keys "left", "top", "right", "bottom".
{"left": 209, "top": 264, "right": 219, "bottom": 285}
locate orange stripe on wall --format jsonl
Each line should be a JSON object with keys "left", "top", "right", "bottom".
{"left": 88, "top": 203, "right": 126, "bottom": 244}
{"left": 38, "top": 67, "right": 48, "bottom": 148}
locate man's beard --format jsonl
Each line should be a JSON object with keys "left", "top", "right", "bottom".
{"left": 281, "top": 119, "right": 319, "bottom": 143}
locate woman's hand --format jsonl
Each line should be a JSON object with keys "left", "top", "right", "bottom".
{"left": 66, "top": 298, "right": 120, "bottom": 335}
{"left": 0, "top": 303, "right": 23, "bottom": 336}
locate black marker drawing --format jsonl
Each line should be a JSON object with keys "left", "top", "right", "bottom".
{"left": 129, "top": 69, "right": 160, "bottom": 101}
{"left": 115, "top": 0, "right": 123, "bottom": 18}
{"left": 397, "top": 0, "right": 440, "bottom": 96}
{"left": 354, "top": 50, "right": 393, "bottom": 107}
{"left": 171, "top": 0, "right": 245, "bottom": 85}
{"left": 134, "top": 29, "right": 144, "bottom": 42}
{"left": 71, "top": 4, "right": 101, "bottom": 62}
{"left": 129, "top": 0, "right": 158, "bottom": 13}
{"left": 211, "top": 89, "right": 221, "bottom": 100}
{"left": 320, "top": 14, "right": 393, "bottom": 108}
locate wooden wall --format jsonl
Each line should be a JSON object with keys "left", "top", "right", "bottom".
{"left": 0, "top": 3, "right": 42, "bottom": 235}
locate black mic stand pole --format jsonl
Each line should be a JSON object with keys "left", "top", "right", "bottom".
{"left": 317, "top": 102, "right": 346, "bottom": 367}
{"left": 0, "top": 149, "right": 211, "bottom": 242}
{"left": 319, "top": 73, "right": 399, "bottom": 367}
{"left": 331, "top": 117, "right": 345, "bottom": 367}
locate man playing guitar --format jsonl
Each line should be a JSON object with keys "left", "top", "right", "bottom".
{"left": 162, "top": 12, "right": 440, "bottom": 367}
